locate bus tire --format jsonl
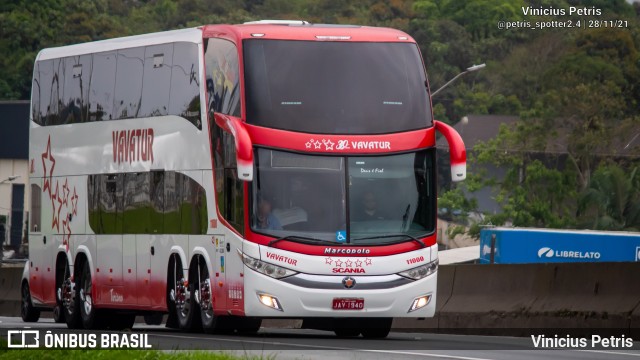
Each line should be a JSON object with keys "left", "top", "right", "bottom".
{"left": 175, "top": 258, "right": 201, "bottom": 332}
{"left": 53, "top": 304, "right": 65, "bottom": 323}
{"left": 54, "top": 255, "right": 67, "bottom": 324}
{"left": 63, "top": 263, "right": 82, "bottom": 329}
{"left": 197, "top": 259, "right": 223, "bottom": 333}
{"left": 79, "top": 261, "right": 104, "bottom": 329}
{"left": 21, "top": 281, "right": 40, "bottom": 323}
{"left": 166, "top": 255, "right": 180, "bottom": 329}
{"left": 360, "top": 318, "right": 392, "bottom": 339}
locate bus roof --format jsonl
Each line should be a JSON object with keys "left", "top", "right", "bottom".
{"left": 203, "top": 23, "right": 415, "bottom": 43}
{"left": 37, "top": 27, "right": 203, "bottom": 61}
{"left": 36, "top": 23, "right": 415, "bottom": 61}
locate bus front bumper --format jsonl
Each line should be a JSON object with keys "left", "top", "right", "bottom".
{"left": 243, "top": 269, "right": 437, "bottom": 318}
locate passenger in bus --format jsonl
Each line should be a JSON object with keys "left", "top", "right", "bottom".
{"left": 256, "top": 195, "right": 283, "bottom": 230}
{"left": 353, "top": 191, "right": 386, "bottom": 221}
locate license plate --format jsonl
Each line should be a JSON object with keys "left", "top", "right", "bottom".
{"left": 332, "top": 298, "right": 364, "bottom": 310}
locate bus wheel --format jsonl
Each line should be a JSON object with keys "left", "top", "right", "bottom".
{"left": 360, "top": 318, "right": 392, "bottom": 339}
{"left": 236, "top": 317, "right": 262, "bottom": 335}
{"left": 21, "top": 281, "right": 40, "bottom": 322}
{"left": 79, "top": 261, "right": 103, "bottom": 329}
{"left": 53, "top": 304, "right": 65, "bottom": 323}
{"left": 166, "top": 255, "right": 180, "bottom": 329}
{"left": 174, "top": 261, "right": 201, "bottom": 331}
{"left": 62, "top": 264, "right": 82, "bottom": 329}
{"left": 197, "top": 260, "right": 215, "bottom": 332}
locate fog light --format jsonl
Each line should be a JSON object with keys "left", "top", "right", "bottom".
{"left": 257, "top": 293, "right": 283, "bottom": 311}
{"left": 408, "top": 294, "right": 431, "bottom": 312}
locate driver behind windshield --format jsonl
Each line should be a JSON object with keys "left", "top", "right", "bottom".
{"left": 353, "top": 191, "right": 386, "bottom": 221}
{"left": 255, "top": 194, "right": 283, "bottom": 230}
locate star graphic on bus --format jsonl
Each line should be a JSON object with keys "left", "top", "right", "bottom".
{"left": 313, "top": 140, "right": 322, "bottom": 149}
{"left": 56, "top": 186, "right": 64, "bottom": 232}
{"left": 334, "top": 259, "right": 343, "bottom": 267}
{"left": 305, "top": 140, "right": 314, "bottom": 149}
{"left": 345, "top": 260, "right": 353, "bottom": 268}
{"left": 51, "top": 181, "right": 60, "bottom": 232}
{"left": 71, "top": 187, "right": 79, "bottom": 216}
{"left": 355, "top": 259, "right": 363, "bottom": 267}
{"left": 364, "top": 258, "right": 372, "bottom": 266}
{"left": 322, "top": 139, "right": 335, "bottom": 150}
{"left": 325, "top": 257, "right": 333, "bottom": 265}
{"left": 62, "top": 178, "right": 70, "bottom": 206}
{"left": 41, "top": 136, "right": 56, "bottom": 197}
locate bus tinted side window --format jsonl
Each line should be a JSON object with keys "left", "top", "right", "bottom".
{"left": 140, "top": 44, "right": 173, "bottom": 118}
{"left": 114, "top": 47, "right": 145, "bottom": 119}
{"left": 88, "top": 171, "right": 207, "bottom": 235}
{"left": 31, "top": 61, "right": 44, "bottom": 125}
{"left": 170, "top": 42, "right": 201, "bottom": 128}
{"left": 34, "top": 41, "right": 202, "bottom": 127}
{"left": 89, "top": 51, "right": 117, "bottom": 121}
{"left": 211, "top": 123, "right": 244, "bottom": 235}
{"left": 205, "top": 38, "right": 241, "bottom": 118}
{"left": 61, "top": 55, "right": 91, "bottom": 123}
{"left": 47, "top": 58, "right": 64, "bottom": 125}
{"left": 30, "top": 184, "right": 42, "bottom": 232}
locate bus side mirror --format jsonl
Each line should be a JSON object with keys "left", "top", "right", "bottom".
{"left": 214, "top": 113, "right": 254, "bottom": 182}
{"left": 434, "top": 120, "right": 466, "bottom": 182}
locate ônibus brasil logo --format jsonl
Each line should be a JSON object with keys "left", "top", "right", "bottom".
{"left": 537, "top": 247, "right": 601, "bottom": 260}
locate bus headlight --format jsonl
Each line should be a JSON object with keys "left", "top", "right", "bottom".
{"left": 398, "top": 259, "right": 438, "bottom": 280}
{"left": 238, "top": 251, "right": 298, "bottom": 279}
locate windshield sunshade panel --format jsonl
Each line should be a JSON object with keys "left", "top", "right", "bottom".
{"left": 243, "top": 40, "right": 431, "bottom": 134}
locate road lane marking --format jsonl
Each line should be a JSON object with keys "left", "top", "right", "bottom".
{"left": 152, "top": 333, "right": 498, "bottom": 359}
{"left": 359, "top": 350, "right": 496, "bottom": 360}
{"left": 577, "top": 350, "right": 640, "bottom": 357}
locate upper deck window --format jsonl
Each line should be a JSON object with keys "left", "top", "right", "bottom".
{"left": 32, "top": 42, "right": 201, "bottom": 128}
{"left": 243, "top": 40, "right": 431, "bottom": 134}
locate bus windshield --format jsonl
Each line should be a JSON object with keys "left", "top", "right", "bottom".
{"left": 243, "top": 40, "right": 431, "bottom": 134}
{"left": 251, "top": 148, "right": 435, "bottom": 245}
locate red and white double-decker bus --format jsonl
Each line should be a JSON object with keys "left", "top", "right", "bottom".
{"left": 22, "top": 21, "right": 466, "bottom": 338}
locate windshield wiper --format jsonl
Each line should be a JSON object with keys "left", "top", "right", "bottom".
{"left": 352, "top": 233, "right": 427, "bottom": 248}
{"left": 268, "top": 235, "right": 338, "bottom": 247}
{"left": 401, "top": 204, "right": 411, "bottom": 230}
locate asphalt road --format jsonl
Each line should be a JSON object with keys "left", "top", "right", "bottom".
{"left": 1, "top": 316, "right": 639, "bottom": 359}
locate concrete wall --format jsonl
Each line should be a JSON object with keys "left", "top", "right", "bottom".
{"left": 395, "top": 262, "right": 640, "bottom": 336}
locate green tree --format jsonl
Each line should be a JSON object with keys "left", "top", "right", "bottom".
{"left": 578, "top": 164, "right": 640, "bottom": 231}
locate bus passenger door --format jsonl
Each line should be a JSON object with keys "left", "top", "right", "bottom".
{"left": 27, "top": 179, "right": 46, "bottom": 303}
{"left": 122, "top": 234, "right": 136, "bottom": 305}
{"left": 136, "top": 234, "right": 151, "bottom": 306}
